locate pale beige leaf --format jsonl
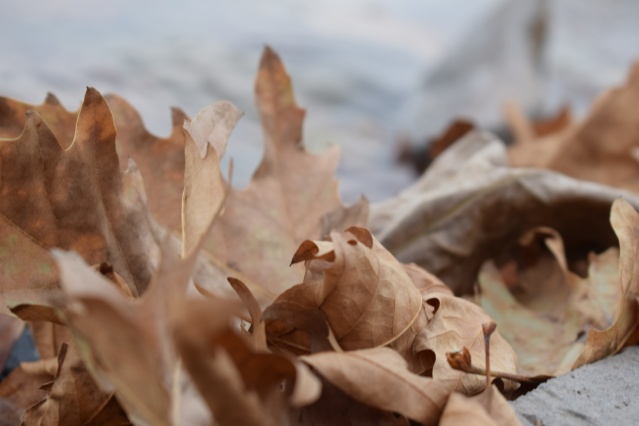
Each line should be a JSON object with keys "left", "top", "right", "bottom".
{"left": 301, "top": 347, "right": 450, "bottom": 426}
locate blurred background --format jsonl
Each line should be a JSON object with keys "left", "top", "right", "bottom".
{"left": 1, "top": 0, "right": 638, "bottom": 202}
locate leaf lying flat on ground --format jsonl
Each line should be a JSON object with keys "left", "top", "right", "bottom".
{"left": 370, "top": 131, "right": 639, "bottom": 295}
{"left": 479, "top": 199, "right": 639, "bottom": 377}
{"left": 205, "top": 47, "right": 362, "bottom": 298}
{"left": 301, "top": 347, "right": 450, "bottom": 426}
{"left": 414, "top": 292, "right": 518, "bottom": 394}
{"left": 439, "top": 386, "right": 521, "bottom": 426}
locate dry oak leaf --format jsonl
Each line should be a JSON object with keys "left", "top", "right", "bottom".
{"left": 478, "top": 228, "right": 622, "bottom": 376}
{"left": 0, "top": 353, "right": 59, "bottom": 421}
{"left": 204, "top": 47, "right": 363, "bottom": 299}
{"left": 508, "top": 62, "right": 639, "bottom": 191}
{"left": 175, "top": 297, "right": 321, "bottom": 426}
{"left": 414, "top": 292, "right": 518, "bottom": 395}
{"left": 0, "top": 93, "right": 77, "bottom": 146}
{"left": 105, "top": 94, "right": 189, "bottom": 232}
{"left": 0, "top": 88, "right": 159, "bottom": 318}
{"left": 479, "top": 199, "right": 639, "bottom": 376}
{"left": 301, "top": 347, "right": 450, "bottom": 426}
{"left": 263, "top": 227, "right": 428, "bottom": 372}
{"left": 439, "top": 385, "right": 521, "bottom": 426}
{"left": 21, "top": 343, "right": 130, "bottom": 426}
{"left": 572, "top": 198, "right": 639, "bottom": 368}
{"left": 370, "top": 130, "right": 639, "bottom": 295}
{"left": 53, "top": 238, "right": 214, "bottom": 426}
{"left": 0, "top": 90, "right": 190, "bottom": 233}
{"left": 52, "top": 105, "right": 262, "bottom": 425}
{"left": 290, "top": 375, "right": 410, "bottom": 426}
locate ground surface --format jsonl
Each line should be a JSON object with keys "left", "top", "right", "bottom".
{"left": 513, "top": 346, "right": 639, "bottom": 425}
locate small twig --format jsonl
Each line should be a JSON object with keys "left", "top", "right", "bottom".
{"left": 446, "top": 347, "right": 551, "bottom": 385}
{"left": 482, "top": 321, "right": 497, "bottom": 388}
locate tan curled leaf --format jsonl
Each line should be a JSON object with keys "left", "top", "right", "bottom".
{"left": 264, "top": 228, "right": 422, "bottom": 357}
{"left": 572, "top": 198, "right": 639, "bottom": 368}
{"left": 370, "top": 131, "right": 639, "bottom": 295}
{"left": 301, "top": 347, "right": 450, "bottom": 426}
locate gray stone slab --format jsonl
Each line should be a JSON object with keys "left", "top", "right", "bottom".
{"left": 512, "top": 346, "right": 639, "bottom": 426}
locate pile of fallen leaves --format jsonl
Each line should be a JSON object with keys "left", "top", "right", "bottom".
{"left": 0, "top": 47, "right": 638, "bottom": 425}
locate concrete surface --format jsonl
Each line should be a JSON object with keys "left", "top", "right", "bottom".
{"left": 512, "top": 346, "right": 639, "bottom": 426}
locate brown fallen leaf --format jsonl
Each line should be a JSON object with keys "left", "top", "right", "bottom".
{"left": 572, "top": 198, "right": 639, "bottom": 368}
{"left": 439, "top": 386, "right": 521, "bottom": 426}
{"left": 263, "top": 227, "right": 426, "bottom": 372}
{"left": 105, "top": 94, "right": 189, "bottom": 232}
{"left": 21, "top": 343, "right": 127, "bottom": 426}
{"left": 370, "top": 130, "right": 639, "bottom": 295}
{"left": 0, "top": 88, "right": 159, "bottom": 317}
{"left": 0, "top": 91, "right": 190, "bottom": 233}
{"left": 479, "top": 199, "right": 639, "bottom": 376}
{"left": 0, "top": 93, "right": 77, "bottom": 146}
{"left": 508, "top": 62, "right": 639, "bottom": 191}
{"left": 290, "top": 375, "right": 410, "bottom": 426}
{"left": 175, "top": 298, "right": 321, "bottom": 426}
{"left": 414, "top": 292, "right": 518, "bottom": 394}
{"left": 205, "top": 47, "right": 364, "bottom": 298}
{"left": 301, "top": 347, "right": 450, "bottom": 426}
{"left": 47, "top": 98, "right": 257, "bottom": 425}
{"left": 0, "top": 355, "right": 58, "bottom": 420}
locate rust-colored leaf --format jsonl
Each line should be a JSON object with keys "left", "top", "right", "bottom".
{"left": 0, "top": 88, "right": 159, "bottom": 316}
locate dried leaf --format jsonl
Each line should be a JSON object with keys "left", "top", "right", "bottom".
{"left": 0, "top": 356, "right": 58, "bottom": 419}
{"left": 508, "top": 62, "right": 639, "bottom": 191}
{"left": 415, "top": 292, "right": 518, "bottom": 394}
{"left": 573, "top": 198, "right": 639, "bottom": 368}
{"left": 479, "top": 199, "right": 639, "bottom": 376}
{"left": 21, "top": 343, "right": 124, "bottom": 426}
{"left": 0, "top": 93, "right": 76, "bottom": 146}
{"left": 205, "top": 47, "right": 355, "bottom": 298}
{"left": 0, "top": 88, "right": 159, "bottom": 317}
{"left": 105, "top": 94, "right": 189, "bottom": 232}
{"left": 440, "top": 386, "right": 521, "bottom": 426}
{"left": 301, "top": 347, "right": 450, "bottom": 426}
{"left": 264, "top": 228, "right": 423, "bottom": 359}
{"left": 370, "top": 131, "right": 639, "bottom": 294}
{"left": 174, "top": 298, "right": 320, "bottom": 426}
